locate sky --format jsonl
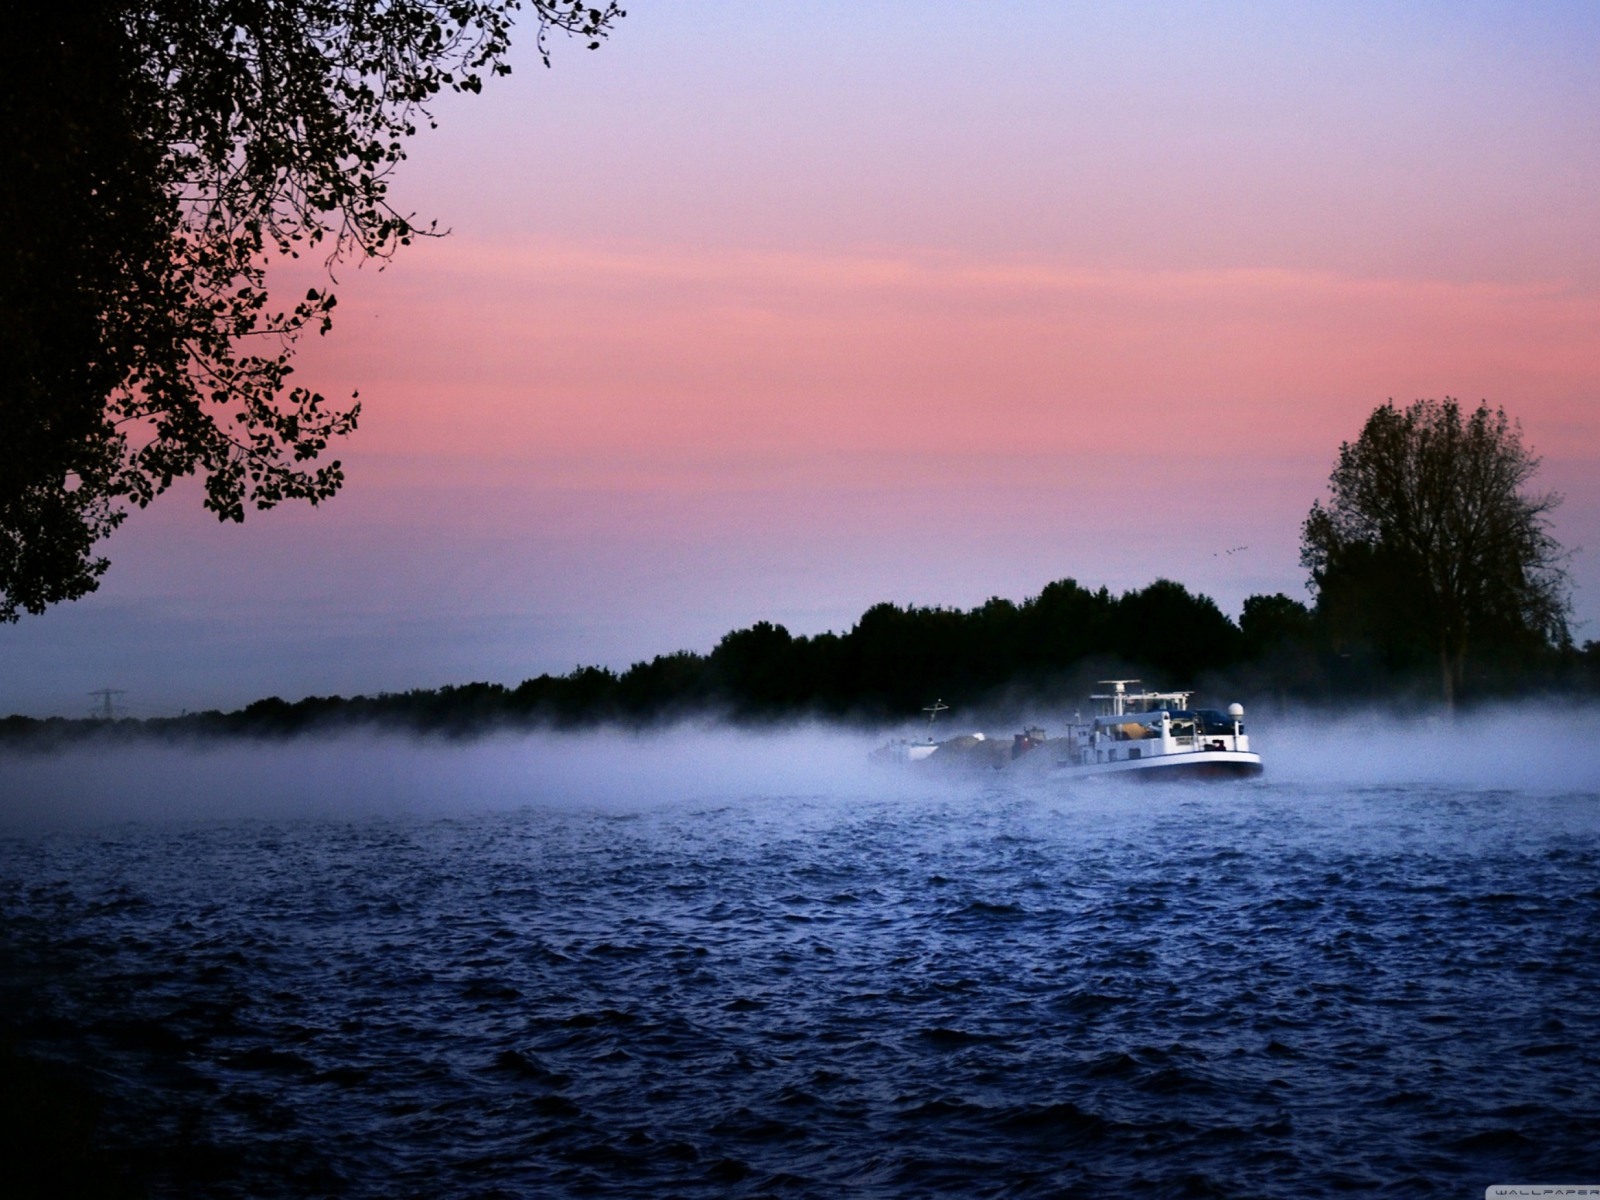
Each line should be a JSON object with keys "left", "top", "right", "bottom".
{"left": 6, "top": 0, "right": 1600, "bottom": 716}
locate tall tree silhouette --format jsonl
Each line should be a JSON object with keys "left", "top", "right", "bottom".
{"left": 1, "top": 0, "right": 621, "bottom": 620}
{"left": 1301, "top": 399, "right": 1568, "bottom": 705}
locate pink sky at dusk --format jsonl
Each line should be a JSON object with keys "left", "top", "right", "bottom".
{"left": 314, "top": 237, "right": 1600, "bottom": 464}
{"left": 4, "top": 0, "right": 1598, "bottom": 715}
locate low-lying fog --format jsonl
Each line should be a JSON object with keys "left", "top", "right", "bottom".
{"left": 1, "top": 705, "right": 1597, "bottom": 831}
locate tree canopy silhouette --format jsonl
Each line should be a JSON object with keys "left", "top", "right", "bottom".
{"left": 1301, "top": 398, "right": 1568, "bottom": 705}
{"left": 1, "top": 0, "right": 621, "bottom": 620}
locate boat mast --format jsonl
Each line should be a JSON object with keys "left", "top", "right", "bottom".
{"left": 1093, "top": 680, "right": 1139, "bottom": 717}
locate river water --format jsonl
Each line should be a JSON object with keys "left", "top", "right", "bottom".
{"left": 1, "top": 715, "right": 1597, "bottom": 1198}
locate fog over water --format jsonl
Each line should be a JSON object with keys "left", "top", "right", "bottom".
{"left": 1, "top": 705, "right": 1597, "bottom": 829}
{"left": 2, "top": 710, "right": 1596, "bottom": 1197}
{"left": 0, "top": 723, "right": 884, "bottom": 829}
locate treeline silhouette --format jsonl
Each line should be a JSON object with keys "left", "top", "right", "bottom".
{"left": 5, "top": 576, "right": 1597, "bottom": 743}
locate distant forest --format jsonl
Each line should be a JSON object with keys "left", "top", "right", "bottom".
{"left": 6, "top": 576, "right": 1598, "bottom": 742}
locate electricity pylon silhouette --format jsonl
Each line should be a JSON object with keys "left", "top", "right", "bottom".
{"left": 88, "top": 688, "right": 127, "bottom": 720}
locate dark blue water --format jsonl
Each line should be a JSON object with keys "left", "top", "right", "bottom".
{"left": 2, "top": 751, "right": 1597, "bottom": 1198}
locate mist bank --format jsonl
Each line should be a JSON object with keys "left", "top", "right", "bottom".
{"left": 0, "top": 724, "right": 894, "bottom": 829}
{"left": 7, "top": 576, "right": 1598, "bottom": 745}
{"left": 4, "top": 706, "right": 1599, "bottom": 833}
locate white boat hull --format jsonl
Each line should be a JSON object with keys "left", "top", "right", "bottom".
{"left": 1054, "top": 749, "right": 1263, "bottom": 781}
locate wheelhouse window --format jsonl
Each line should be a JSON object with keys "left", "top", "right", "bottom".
{"left": 1168, "top": 710, "right": 1243, "bottom": 736}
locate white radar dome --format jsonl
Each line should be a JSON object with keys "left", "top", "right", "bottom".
{"left": 1227, "top": 703, "right": 1245, "bottom": 719}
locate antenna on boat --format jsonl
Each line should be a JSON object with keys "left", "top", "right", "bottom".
{"left": 922, "top": 699, "right": 949, "bottom": 733}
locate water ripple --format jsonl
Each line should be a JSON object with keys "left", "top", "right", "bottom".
{"left": 1, "top": 780, "right": 1597, "bottom": 1197}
